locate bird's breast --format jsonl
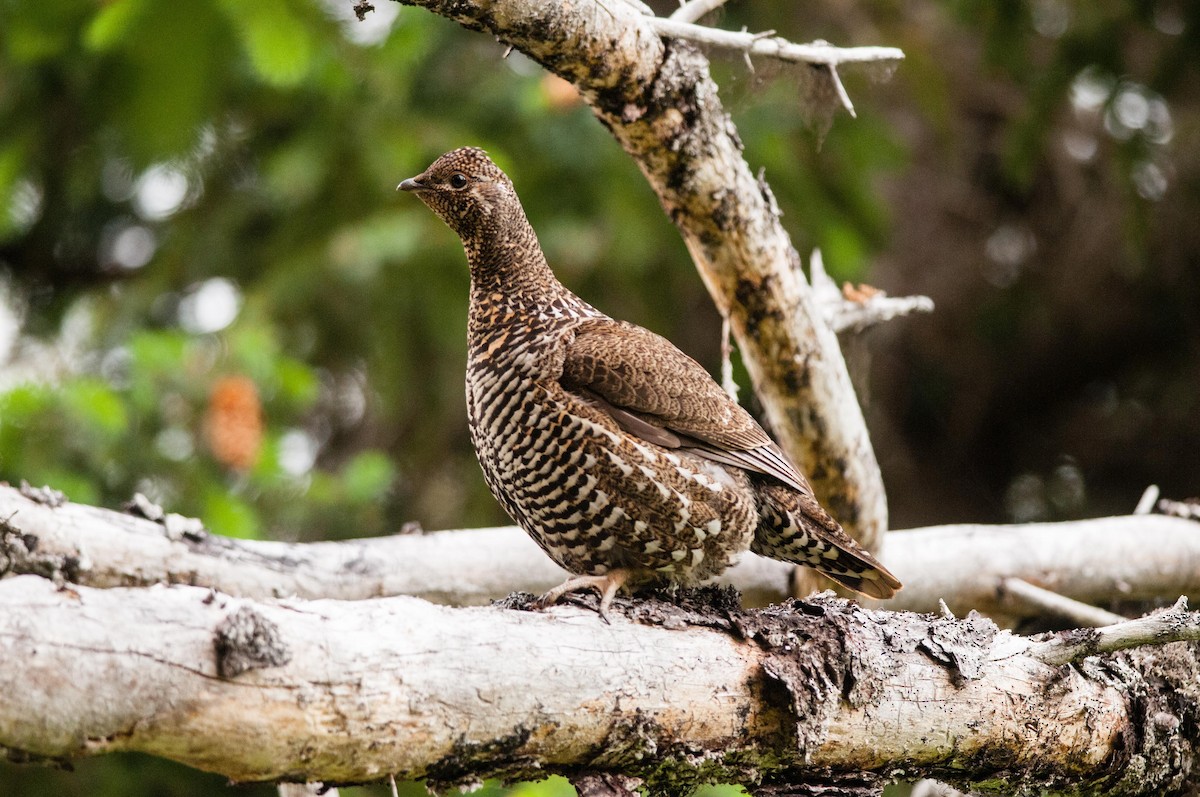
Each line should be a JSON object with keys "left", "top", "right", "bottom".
{"left": 465, "top": 359, "right": 757, "bottom": 583}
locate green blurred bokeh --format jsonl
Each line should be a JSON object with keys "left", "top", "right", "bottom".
{"left": 1, "top": 0, "right": 1197, "bottom": 794}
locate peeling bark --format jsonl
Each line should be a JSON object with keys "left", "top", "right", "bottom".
{"left": 0, "top": 574, "right": 1197, "bottom": 794}
{"left": 215, "top": 605, "right": 292, "bottom": 678}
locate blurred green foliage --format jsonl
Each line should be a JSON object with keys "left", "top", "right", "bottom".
{"left": 1, "top": 0, "right": 1197, "bottom": 794}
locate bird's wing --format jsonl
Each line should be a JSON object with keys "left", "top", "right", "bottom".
{"left": 560, "top": 317, "right": 813, "bottom": 494}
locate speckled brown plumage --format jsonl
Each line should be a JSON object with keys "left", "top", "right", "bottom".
{"left": 400, "top": 147, "right": 901, "bottom": 613}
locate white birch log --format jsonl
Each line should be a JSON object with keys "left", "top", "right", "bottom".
{"left": 3, "top": 486, "right": 1198, "bottom": 622}
{"left": 0, "top": 573, "right": 1196, "bottom": 794}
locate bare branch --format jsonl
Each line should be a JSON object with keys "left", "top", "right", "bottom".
{"left": 4, "top": 486, "right": 1199, "bottom": 621}
{"left": 648, "top": 18, "right": 904, "bottom": 68}
{"left": 880, "top": 516, "right": 1200, "bottom": 621}
{"left": 810, "top": 249, "right": 934, "bottom": 334}
{"left": 826, "top": 62, "right": 856, "bottom": 117}
{"left": 999, "top": 577, "right": 1127, "bottom": 628}
{"left": 668, "top": 0, "right": 730, "bottom": 25}
{"left": 1159, "top": 496, "right": 1200, "bottom": 521}
{"left": 911, "top": 781, "right": 968, "bottom": 797}
{"left": 829, "top": 292, "right": 935, "bottom": 334}
{"left": 278, "top": 785, "right": 337, "bottom": 797}
{"left": 719, "top": 315, "right": 739, "bottom": 400}
{"left": 1135, "top": 484, "right": 1160, "bottom": 514}
{"left": 1030, "top": 597, "right": 1200, "bottom": 666}
{"left": 0, "top": 484, "right": 568, "bottom": 604}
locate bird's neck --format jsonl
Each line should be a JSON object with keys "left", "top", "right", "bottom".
{"left": 463, "top": 212, "right": 566, "bottom": 313}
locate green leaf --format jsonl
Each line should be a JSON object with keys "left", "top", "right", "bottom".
{"left": 128, "top": 330, "right": 190, "bottom": 375}
{"left": 341, "top": 451, "right": 394, "bottom": 503}
{"left": 203, "top": 490, "right": 261, "bottom": 539}
{"left": 3, "top": 0, "right": 86, "bottom": 63}
{"left": 354, "top": 213, "right": 423, "bottom": 271}
{"left": 228, "top": 324, "right": 280, "bottom": 382}
{"left": 695, "top": 786, "right": 751, "bottom": 797}
{"left": 274, "top": 357, "right": 320, "bottom": 408}
{"left": 505, "top": 777, "right": 577, "bottom": 797}
{"left": 217, "top": 0, "right": 314, "bottom": 87}
{"left": 0, "top": 383, "right": 53, "bottom": 426}
{"left": 262, "top": 136, "right": 327, "bottom": 208}
{"left": 84, "top": 0, "right": 149, "bottom": 52}
{"left": 0, "top": 385, "right": 53, "bottom": 470}
{"left": 0, "top": 141, "right": 27, "bottom": 203}
{"left": 0, "top": 138, "right": 37, "bottom": 243}
{"left": 103, "top": 1, "right": 228, "bottom": 163}
{"left": 818, "top": 222, "right": 869, "bottom": 281}
{"left": 62, "top": 379, "right": 128, "bottom": 438}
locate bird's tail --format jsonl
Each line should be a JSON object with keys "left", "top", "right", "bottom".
{"left": 751, "top": 480, "right": 902, "bottom": 600}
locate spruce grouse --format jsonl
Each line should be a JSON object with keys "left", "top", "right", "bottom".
{"left": 399, "top": 147, "right": 901, "bottom": 616}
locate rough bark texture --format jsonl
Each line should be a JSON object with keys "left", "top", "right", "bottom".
{"left": 392, "top": 0, "right": 888, "bottom": 551}
{"left": 0, "top": 574, "right": 1197, "bottom": 795}
{"left": 4, "top": 486, "right": 1197, "bottom": 621}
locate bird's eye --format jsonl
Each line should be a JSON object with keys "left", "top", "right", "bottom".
{"left": 449, "top": 173, "right": 469, "bottom": 190}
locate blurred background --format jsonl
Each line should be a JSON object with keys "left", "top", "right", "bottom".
{"left": 0, "top": 0, "right": 1196, "bottom": 794}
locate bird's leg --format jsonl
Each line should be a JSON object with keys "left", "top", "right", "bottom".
{"left": 534, "top": 569, "right": 630, "bottom": 622}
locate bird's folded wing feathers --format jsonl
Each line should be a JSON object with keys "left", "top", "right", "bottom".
{"left": 560, "top": 318, "right": 814, "bottom": 495}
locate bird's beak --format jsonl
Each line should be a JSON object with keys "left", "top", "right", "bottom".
{"left": 397, "top": 176, "right": 425, "bottom": 192}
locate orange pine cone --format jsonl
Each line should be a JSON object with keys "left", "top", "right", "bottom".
{"left": 204, "top": 375, "right": 264, "bottom": 471}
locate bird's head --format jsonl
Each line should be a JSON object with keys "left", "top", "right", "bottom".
{"left": 398, "top": 147, "right": 520, "bottom": 241}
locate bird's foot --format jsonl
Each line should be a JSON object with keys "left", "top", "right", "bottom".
{"left": 534, "top": 570, "right": 630, "bottom": 623}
